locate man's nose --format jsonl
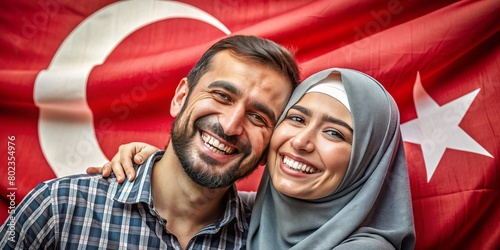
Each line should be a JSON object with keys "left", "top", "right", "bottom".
{"left": 219, "top": 106, "right": 245, "bottom": 136}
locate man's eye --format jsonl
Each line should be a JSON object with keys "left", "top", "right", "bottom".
{"left": 249, "top": 113, "right": 268, "bottom": 127}
{"left": 214, "top": 91, "right": 230, "bottom": 101}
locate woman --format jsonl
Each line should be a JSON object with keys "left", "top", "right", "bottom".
{"left": 93, "top": 68, "right": 415, "bottom": 249}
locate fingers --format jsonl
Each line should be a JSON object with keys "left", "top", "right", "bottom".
{"left": 133, "top": 154, "right": 144, "bottom": 165}
{"left": 124, "top": 143, "right": 160, "bottom": 182}
{"left": 122, "top": 146, "right": 142, "bottom": 182}
{"left": 102, "top": 162, "right": 112, "bottom": 177}
{"left": 86, "top": 166, "right": 103, "bottom": 174}
{"left": 110, "top": 146, "right": 129, "bottom": 184}
{"left": 134, "top": 144, "right": 159, "bottom": 165}
{"left": 89, "top": 142, "right": 160, "bottom": 184}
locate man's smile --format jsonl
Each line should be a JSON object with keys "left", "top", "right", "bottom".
{"left": 201, "top": 132, "right": 236, "bottom": 154}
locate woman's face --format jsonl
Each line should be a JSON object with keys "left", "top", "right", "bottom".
{"left": 267, "top": 92, "right": 353, "bottom": 200}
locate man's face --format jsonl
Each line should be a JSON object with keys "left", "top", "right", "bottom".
{"left": 170, "top": 50, "right": 293, "bottom": 188}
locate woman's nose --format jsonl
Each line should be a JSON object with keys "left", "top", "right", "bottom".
{"left": 290, "top": 129, "right": 315, "bottom": 152}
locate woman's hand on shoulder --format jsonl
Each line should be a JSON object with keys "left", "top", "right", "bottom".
{"left": 86, "top": 142, "right": 160, "bottom": 183}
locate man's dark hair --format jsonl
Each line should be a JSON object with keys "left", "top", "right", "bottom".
{"left": 186, "top": 35, "right": 300, "bottom": 90}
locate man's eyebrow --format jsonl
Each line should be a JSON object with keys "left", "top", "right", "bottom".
{"left": 208, "top": 80, "right": 277, "bottom": 126}
{"left": 292, "top": 105, "right": 353, "bottom": 133}
{"left": 208, "top": 81, "right": 240, "bottom": 96}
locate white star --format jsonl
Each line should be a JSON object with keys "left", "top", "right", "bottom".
{"left": 400, "top": 72, "right": 493, "bottom": 182}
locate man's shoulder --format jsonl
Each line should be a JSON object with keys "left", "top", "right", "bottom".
{"left": 39, "top": 173, "right": 121, "bottom": 199}
{"left": 43, "top": 172, "right": 118, "bottom": 187}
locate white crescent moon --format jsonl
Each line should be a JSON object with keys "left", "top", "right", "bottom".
{"left": 34, "top": 0, "right": 231, "bottom": 177}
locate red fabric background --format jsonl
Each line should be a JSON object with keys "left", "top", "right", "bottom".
{"left": 1, "top": 1, "right": 499, "bottom": 249}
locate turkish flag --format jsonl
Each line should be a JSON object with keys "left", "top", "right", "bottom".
{"left": 0, "top": 0, "right": 498, "bottom": 249}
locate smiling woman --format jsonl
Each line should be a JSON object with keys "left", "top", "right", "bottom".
{"left": 267, "top": 72, "right": 353, "bottom": 200}
{"left": 247, "top": 68, "right": 415, "bottom": 250}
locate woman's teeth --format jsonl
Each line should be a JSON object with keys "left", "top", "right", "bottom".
{"left": 283, "top": 156, "right": 319, "bottom": 174}
{"left": 202, "top": 133, "right": 235, "bottom": 154}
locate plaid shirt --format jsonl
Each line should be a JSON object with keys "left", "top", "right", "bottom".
{"left": 0, "top": 151, "right": 252, "bottom": 249}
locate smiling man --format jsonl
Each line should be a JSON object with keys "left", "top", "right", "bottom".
{"left": 0, "top": 35, "right": 300, "bottom": 249}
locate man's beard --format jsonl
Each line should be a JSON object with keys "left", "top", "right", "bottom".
{"left": 170, "top": 110, "right": 261, "bottom": 189}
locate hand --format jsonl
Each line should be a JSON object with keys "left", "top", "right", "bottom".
{"left": 86, "top": 142, "right": 160, "bottom": 183}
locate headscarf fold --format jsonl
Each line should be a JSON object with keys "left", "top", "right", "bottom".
{"left": 247, "top": 68, "right": 415, "bottom": 249}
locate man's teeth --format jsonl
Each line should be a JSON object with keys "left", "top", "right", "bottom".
{"left": 201, "top": 134, "right": 235, "bottom": 154}
{"left": 283, "top": 156, "right": 319, "bottom": 174}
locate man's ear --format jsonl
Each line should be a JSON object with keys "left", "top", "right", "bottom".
{"left": 170, "top": 77, "right": 189, "bottom": 117}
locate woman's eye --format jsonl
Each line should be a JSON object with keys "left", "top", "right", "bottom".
{"left": 287, "top": 115, "right": 305, "bottom": 124}
{"left": 325, "top": 129, "right": 345, "bottom": 140}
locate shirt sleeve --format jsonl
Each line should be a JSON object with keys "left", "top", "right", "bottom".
{"left": 0, "top": 182, "right": 56, "bottom": 249}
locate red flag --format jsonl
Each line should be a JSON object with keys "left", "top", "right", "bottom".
{"left": 1, "top": 0, "right": 499, "bottom": 249}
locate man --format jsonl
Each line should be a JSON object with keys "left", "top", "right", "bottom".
{"left": 0, "top": 35, "right": 300, "bottom": 249}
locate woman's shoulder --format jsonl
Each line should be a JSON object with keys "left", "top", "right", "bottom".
{"left": 238, "top": 191, "right": 257, "bottom": 208}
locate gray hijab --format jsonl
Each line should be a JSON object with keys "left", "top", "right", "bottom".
{"left": 246, "top": 68, "right": 415, "bottom": 249}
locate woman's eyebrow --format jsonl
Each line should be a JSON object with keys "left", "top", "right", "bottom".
{"left": 324, "top": 115, "right": 353, "bottom": 133}
{"left": 292, "top": 105, "right": 353, "bottom": 133}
